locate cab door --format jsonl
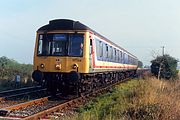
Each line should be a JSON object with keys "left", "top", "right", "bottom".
{"left": 89, "top": 39, "right": 94, "bottom": 72}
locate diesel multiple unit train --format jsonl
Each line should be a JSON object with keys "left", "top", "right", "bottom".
{"left": 32, "top": 19, "right": 138, "bottom": 96}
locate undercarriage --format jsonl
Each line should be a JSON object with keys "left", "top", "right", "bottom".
{"left": 33, "top": 70, "right": 137, "bottom": 97}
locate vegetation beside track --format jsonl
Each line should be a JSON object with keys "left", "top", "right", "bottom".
{"left": 0, "top": 56, "right": 37, "bottom": 91}
{"left": 0, "top": 79, "right": 38, "bottom": 91}
{"left": 0, "top": 56, "right": 32, "bottom": 80}
{"left": 73, "top": 77, "right": 180, "bottom": 120}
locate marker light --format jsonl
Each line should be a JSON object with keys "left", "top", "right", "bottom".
{"left": 72, "top": 64, "right": 78, "bottom": 69}
{"left": 40, "top": 64, "right": 45, "bottom": 68}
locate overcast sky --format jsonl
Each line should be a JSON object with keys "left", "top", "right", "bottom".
{"left": 0, "top": 0, "right": 180, "bottom": 65}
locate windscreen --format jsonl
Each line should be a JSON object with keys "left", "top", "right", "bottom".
{"left": 37, "top": 33, "right": 84, "bottom": 57}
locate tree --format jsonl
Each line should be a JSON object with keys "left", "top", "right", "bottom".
{"left": 138, "top": 61, "right": 143, "bottom": 68}
{"left": 151, "top": 54, "right": 178, "bottom": 80}
{"left": 0, "top": 56, "right": 33, "bottom": 80}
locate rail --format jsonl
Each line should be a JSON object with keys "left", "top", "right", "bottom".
{"left": 0, "top": 86, "right": 42, "bottom": 96}
{"left": 24, "top": 78, "right": 130, "bottom": 120}
{"left": 0, "top": 86, "right": 46, "bottom": 101}
{"left": 0, "top": 97, "right": 49, "bottom": 117}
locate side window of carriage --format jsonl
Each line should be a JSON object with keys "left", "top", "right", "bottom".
{"left": 113, "top": 48, "right": 116, "bottom": 62}
{"left": 95, "top": 39, "right": 103, "bottom": 60}
{"left": 120, "top": 51, "right": 123, "bottom": 63}
{"left": 116, "top": 50, "right": 119, "bottom": 62}
{"left": 110, "top": 46, "right": 113, "bottom": 62}
{"left": 95, "top": 39, "right": 100, "bottom": 58}
{"left": 102, "top": 43, "right": 107, "bottom": 61}
{"left": 99, "top": 41, "right": 103, "bottom": 58}
{"left": 106, "top": 44, "right": 109, "bottom": 59}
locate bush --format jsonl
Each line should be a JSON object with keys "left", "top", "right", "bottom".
{"left": 151, "top": 54, "right": 178, "bottom": 80}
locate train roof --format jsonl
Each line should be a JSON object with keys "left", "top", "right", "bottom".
{"left": 38, "top": 19, "right": 91, "bottom": 31}
{"left": 38, "top": 19, "right": 138, "bottom": 59}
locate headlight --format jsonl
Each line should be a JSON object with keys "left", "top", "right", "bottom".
{"left": 55, "top": 64, "right": 61, "bottom": 70}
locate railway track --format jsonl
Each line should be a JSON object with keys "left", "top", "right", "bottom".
{"left": 0, "top": 86, "right": 49, "bottom": 117}
{"left": 0, "top": 78, "right": 132, "bottom": 120}
{"left": 0, "top": 86, "right": 47, "bottom": 101}
{"left": 0, "top": 95, "right": 67, "bottom": 119}
{"left": 0, "top": 70, "right": 149, "bottom": 119}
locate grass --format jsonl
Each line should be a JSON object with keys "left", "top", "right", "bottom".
{"left": 71, "top": 75, "right": 180, "bottom": 120}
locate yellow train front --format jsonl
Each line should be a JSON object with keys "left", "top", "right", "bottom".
{"left": 32, "top": 19, "right": 138, "bottom": 96}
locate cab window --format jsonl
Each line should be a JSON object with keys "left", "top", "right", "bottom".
{"left": 37, "top": 33, "right": 84, "bottom": 57}
{"left": 68, "top": 34, "right": 84, "bottom": 56}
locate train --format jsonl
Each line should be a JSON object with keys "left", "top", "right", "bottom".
{"left": 32, "top": 19, "right": 138, "bottom": 96}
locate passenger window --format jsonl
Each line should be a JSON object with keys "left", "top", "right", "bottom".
{"left": 114, "top": 48, "right": 116, "bottom": 61}
{"left": 120, "top": 51, "right": 122, "bottom": 63}
{"left": 116, "top": 50, "right": 119, "bottom": 62}
{"left": 110, "top": 46, "right": 113, "bottom": 60}
{"left": 100, "top": 41, "right": 103, "bottom": 57}
{"left": 96, "top": 40, "right": 100, "bottom": 57}
{"left": 106, "top": 44, "right": 108, "bottom": 58}
{"left": 103, "top": 44, "right": 106, "bottom": 59}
